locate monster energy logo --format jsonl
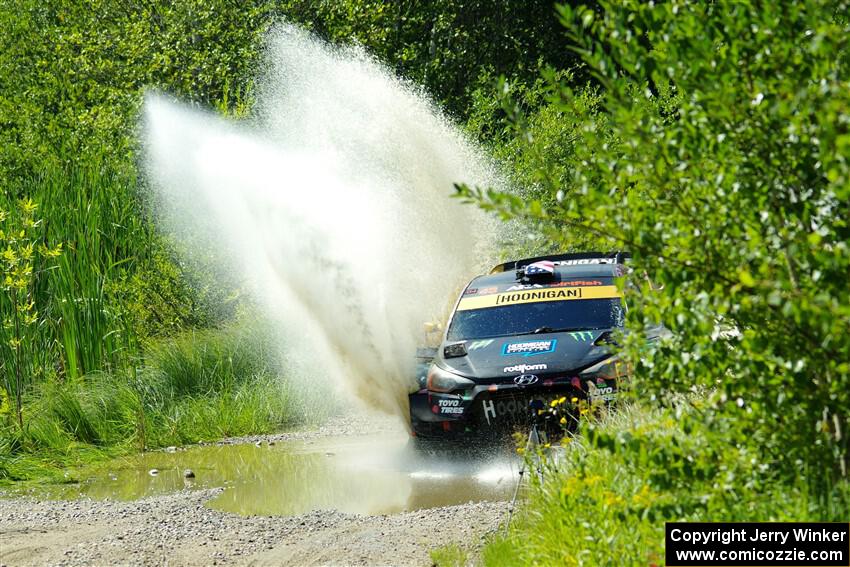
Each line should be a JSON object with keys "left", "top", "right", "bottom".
{"left": 569, "top": 331, "right": 595, "bottom": 342}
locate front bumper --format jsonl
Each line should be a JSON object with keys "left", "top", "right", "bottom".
{"left": 409, "top": 374, "right": 619, "bottom": 438}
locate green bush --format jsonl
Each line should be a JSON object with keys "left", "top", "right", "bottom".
{"left": 462, "top": 0, "right": 850, "bottom": 563}
{"left": 462, "top": 0, "right": 850, "bottom": 492}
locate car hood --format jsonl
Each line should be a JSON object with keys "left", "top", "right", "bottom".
{"left": 437, "top": 329, "right": 615, "bottom": 382}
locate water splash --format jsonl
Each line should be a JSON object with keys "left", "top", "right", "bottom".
{"left": 143, "top": 25, "right": 502, "bottom": 420}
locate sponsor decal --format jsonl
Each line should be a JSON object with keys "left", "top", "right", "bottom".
{"left": 569, "top": 331, "right": 595, "bottom": 342}
{"left": 553, "top": 280, "right": 603, "bottom": 287}
{"left": 553, "top": 258, "right": 611, "bottom": 266}
{"left": 466, "top": 339, "right": 494, "bottom": 351}
{"left": 464, "top": 288, "right": 478, "bottom": 295}
{"left": 503, "top": 363, "right": 548, "bottom": 373}
{"left": 502, "top": 339, "right": 557, "bottom": 357}
{"left": 437, "top": 398, "right": 464, "bottom": 415}
{"left": 513, "top": 374, "right": 539, "bottom": 386}
{"left": 482, "top": 399, "right": 496, "bottom": 425}
{"left": 507, "top": 281, "right": 603, "bottom": 291}
{"left": 497, "top": 288, "right": 582, "bottom": 306}
{"left": 456, "top": 285, "right": 620, "bottom": 311}
{"left": 440, "top": 407, "right": 464, "bottom": 414}
{"left": 586, "top": 380, "right": 616, "bottom": 401}
{"left": 481, "top": 393, "right": 563, "bottom": 425}
{"left": 478, "top": 286, "right": 499, "bottom": 295}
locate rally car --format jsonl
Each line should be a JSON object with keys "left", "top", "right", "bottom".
{"left": 409, "top": 252, "right": 631, "bottom": 440}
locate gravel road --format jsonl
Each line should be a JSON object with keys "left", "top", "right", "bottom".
{"left": 0, "top": 415, "right": 510, "bottom": 566}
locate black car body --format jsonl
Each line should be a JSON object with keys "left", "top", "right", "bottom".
{"left": 409, "top": 252, "right": 631, "bottom": 439}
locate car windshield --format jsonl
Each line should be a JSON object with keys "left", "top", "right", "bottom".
{"left": 446, "top": 298, "right": 624, "bottom": 341}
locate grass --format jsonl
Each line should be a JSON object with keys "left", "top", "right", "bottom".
{"left": 0, "top": 323, "right": 322, "bottom": 485}
{"left": 430, "top": 544, "right": 470, "bottom": 567}
{"left": 0, "top": 165, "right": 308, "bottom": 485}
{"left": 0, "top": 165, "right": 148, "bottom": 429}
{"left": 0, "top": 164, "right": 236, "bottom": 426}
{"left": 431, "top": 402, "right": 850, "bottom": 567}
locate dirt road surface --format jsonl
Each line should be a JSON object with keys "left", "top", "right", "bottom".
{"left": 0, "top": 415, "right": 509, "bottom": 566}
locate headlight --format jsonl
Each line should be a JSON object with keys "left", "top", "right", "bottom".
{"left": 426, "top": 365, "right": 475, "bottom": 393}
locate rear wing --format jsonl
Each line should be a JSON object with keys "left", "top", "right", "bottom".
{"left": 489, "top": 251, "right": 630, "bottom": 274}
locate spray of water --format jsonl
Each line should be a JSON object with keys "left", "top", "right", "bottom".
{"left": 144, "top": 25, "right": 503, "bottom": 421}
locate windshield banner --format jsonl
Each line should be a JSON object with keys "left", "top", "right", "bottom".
{"left": 456, "top": 285, "right": 621, "bottom": 311}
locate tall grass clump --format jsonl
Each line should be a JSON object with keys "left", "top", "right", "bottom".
{"left": 0, "top": 165, "right": 148, "bottom": 414}
{"left": 146, "top": 327, "right": 275, "bottom": 399}
{"left": 475, "top": 403, "right": 850, "bottom": 567}
{"left": 0, "top": 323, "right": 307, "bottom": 482}
{"left": 1, "top": 162, "right": 248, "bottom": 431}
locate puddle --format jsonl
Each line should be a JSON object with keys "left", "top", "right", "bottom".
{"left": 28, "top": 433, "right": 522, "bottom": 516}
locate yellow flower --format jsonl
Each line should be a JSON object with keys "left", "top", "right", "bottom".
{"left": 560, "top": 478, "right": 579, "bottom": 498}
{"left": 38, "top": 243, "right": 62, "bottom": 258}
{"left": 1, "top": 246, "right": 17, "bottom": 266}
{"left": 559, "top": 416, "right": 567, "bottom": 425}
{"left": 631, "top": 485, "right": 657, "bottom": 507}
{"left": 603, "top": 491, "right": 624, "bottom": 507}
{"left": 19, "top": 198, "right": 37, "bottom": 214}
{"left": 584, "top": 474, "right": 603, "bottom": 486}
{"left": 20, "top": 244, "right": 33, "bottom": 261}
{"left": 571, "top": 397, "right": 578, "bottom": 403}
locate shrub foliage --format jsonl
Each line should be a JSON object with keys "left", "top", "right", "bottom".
{"left": 462, "top": 0, "right": 850, "bottom": 492}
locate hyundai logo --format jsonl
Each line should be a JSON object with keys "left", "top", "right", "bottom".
{"left": 513, "top": 374, "right": 539, "bottom": 387}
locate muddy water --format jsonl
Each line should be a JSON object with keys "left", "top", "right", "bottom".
{"left": 33, "top": 433, "right": 520, "bottom": 516}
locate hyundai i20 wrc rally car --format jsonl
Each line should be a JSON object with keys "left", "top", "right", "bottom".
{"left": 409, "top": 252, "right": 635, "bottom": 440}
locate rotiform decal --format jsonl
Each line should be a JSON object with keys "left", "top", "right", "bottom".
{"left": 456, "top": 285, "right": 620, "bottom": 311}
{"left": 503, "top": 363, "right": 548, "bottom": 373}
{"left": 502, "top": 339, "right": 557, "bottom": 357}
